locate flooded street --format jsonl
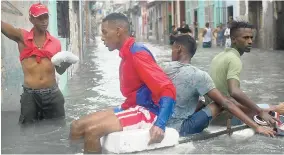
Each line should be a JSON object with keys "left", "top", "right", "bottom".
{"left": 2, "top": 37, "right": 284, "bottom": 154}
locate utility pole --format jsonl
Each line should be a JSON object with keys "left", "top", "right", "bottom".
{"left": 165, "top": 2, "right": 169, "bottom": 44}
{"left": 171, "top": 0, "right": 174, "bottom": 25}
{"left": 79, "top": 0, "right": 83, "bottom": 64}
{"left": 176, "top": 0, "right": 180, "bottom": 27}
{"left": 85, "top": 1, "right": 90, "bottom": 44}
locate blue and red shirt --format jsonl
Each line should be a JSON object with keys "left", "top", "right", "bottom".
{"left": 119, "top": 37, "right": 176, "bottom": 130}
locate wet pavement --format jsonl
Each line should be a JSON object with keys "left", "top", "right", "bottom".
{"left": 1, "top": 37, "right": 284, "bottom": 154}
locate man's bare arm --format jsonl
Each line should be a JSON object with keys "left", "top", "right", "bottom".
{"left": 207, "top": 89, "right": 259, "bottom": 129}
{"left": 213, "top": 28, "right": 219, "bottom": 38}
{"left": 207, "top": 89, "right": 276, "bottom": 137}
{"left": 1, "top": 21, "right": 23, "bottom": 42}
{"left": 227, "top": 79, "right": 262, "bottom": 114}
{"left": 228, "top": 79, "right": 278, "bottom": 126}
{"left": 202, "top": 29, "right": 207, "bottom": 37}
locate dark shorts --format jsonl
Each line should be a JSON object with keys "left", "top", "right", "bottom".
{"left": 202, "top": 41, "right": 212, "bottom": 48}
{"left": 19, "top": 84, "right": 65, "bottom": 124}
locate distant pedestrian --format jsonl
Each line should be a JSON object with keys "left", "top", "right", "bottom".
{"left": 202, "top": 22, "right": 212, "bottom": 48}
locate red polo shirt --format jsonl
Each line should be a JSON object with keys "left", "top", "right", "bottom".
{"left": 20, "top": 28, "right": 61, "bottom": 63}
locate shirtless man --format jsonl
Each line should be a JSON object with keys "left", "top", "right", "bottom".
{"left": 1, "top": 3, "right": 71, "bottom": 124}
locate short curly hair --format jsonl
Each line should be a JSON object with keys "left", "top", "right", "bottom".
{"left": 230, "top": 21, "right": 254, "bottom": 38}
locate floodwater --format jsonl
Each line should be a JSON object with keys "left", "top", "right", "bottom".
{"left": 2, "top": 37, "right": 284, "bottom": 154}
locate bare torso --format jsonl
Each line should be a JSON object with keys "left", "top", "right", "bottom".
{"left": 18, "top": 40, "right": 56, "bottom": 89}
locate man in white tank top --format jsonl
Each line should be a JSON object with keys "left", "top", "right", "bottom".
{"left": 202, "top": 22, "right": 212, "bottom": 48}
{"left": 224, "top": 22, "right": 231, "bottom": 48}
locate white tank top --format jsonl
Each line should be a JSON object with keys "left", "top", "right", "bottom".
{"left": 203, "top": 28, "right": 212, "bottom": 42}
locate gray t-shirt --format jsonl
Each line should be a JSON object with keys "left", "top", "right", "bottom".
{"left": 160, "top": 61, "right": 215, "bottom": 129}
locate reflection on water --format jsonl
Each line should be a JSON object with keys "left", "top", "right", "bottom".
{"left": 190, "top": 132, "right": 284, "bottom": 154}
{"left": 1, "top": 111, "right": 73, "bottom": 154}
{"left": 2, "top": 37, "right": 284, "bottom": 154}
{"left": 142, "top": 129, "right": 284, "bottom": 154}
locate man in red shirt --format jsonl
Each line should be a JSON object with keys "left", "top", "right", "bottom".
{"left": 1, "top": 3, "right": 71, "bottom": 124}
{"left": 70, "top": 13, "right": 176, "bottom": 153}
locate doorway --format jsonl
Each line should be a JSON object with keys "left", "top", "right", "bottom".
{"left": 248, "top": 1, "right": 262, "bottom": 48}
{"left": 227, "top": 6, "right": 233, "bottom": 22}
{"left": 275, "top": 2, "right": 284, "bottom": 50}
{"left": 194, "top": 9, "right": 198, "bottom": 40}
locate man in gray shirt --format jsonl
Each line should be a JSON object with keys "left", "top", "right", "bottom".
{"left": 160, "top": 35, "right": 275, "bottom": 137}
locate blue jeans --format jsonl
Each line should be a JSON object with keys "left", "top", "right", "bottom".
{"left": 179, "top": 108, "right": 212, "bottom": 136}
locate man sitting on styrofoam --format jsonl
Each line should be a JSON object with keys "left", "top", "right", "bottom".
{"left": 69, "top": 13, "right": 176, "bottom": 154}
{"left": 160, "top": 34, "right": 275, "bottom": 137}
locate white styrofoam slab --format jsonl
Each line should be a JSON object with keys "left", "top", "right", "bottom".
{"left": 100, "top": 127, "right": 179, "bottom": 153}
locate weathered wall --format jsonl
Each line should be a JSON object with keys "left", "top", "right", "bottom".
{"left": 67, "top": 0, "right": 80, "bottom": 80}
{"left": 275, "top": 2, "right": 284, "bottom": 50}
{"left": 262, "top": 1, "right": 275, "bottom": 50}
{"left": 1, "top": 1, "right": 41, "bottom": 111}
{"left": 248, "top": 1, "right": 278, "bottom": 50}
{"left": 225, "top": 0, "right": 240, "bottom": 20}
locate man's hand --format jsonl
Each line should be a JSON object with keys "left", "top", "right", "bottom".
{"left": 55, "top": 61, "right": 72, "bottom": 75}
{"left": 259, "top": 111, "right": 278, "bottom": 127}
{"left": 255, "top": 126, "right": 276, "bottom": 137}
{"left": 148, "top": 125, "right": 165, "bottom": 145}
{"left": 59, "top": 61, "right": 72, "bottom": 68}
